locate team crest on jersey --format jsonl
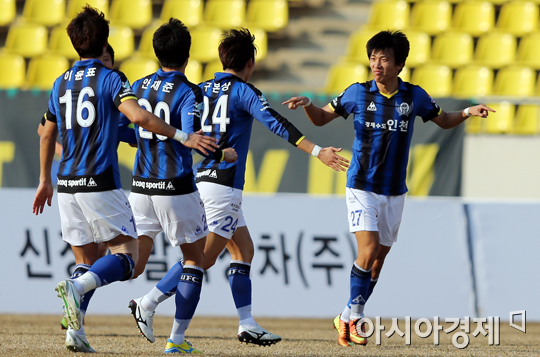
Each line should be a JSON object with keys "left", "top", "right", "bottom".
{"left": 395, "top": 101, "right": 414, "bottom": 116}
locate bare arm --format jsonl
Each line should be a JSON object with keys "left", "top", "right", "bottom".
{"left": 37, "top": 121, "right": 62, "bottom": 156}
{"left": 296, "top": 138, "right": 349, "bottom": 172}
{"left": 431, "top": 104, "right": 495, "bottom": 129}
{"left": 33, "top": 120, "right": 57, "bottom": 215}
{"left": 118, "top": 99, "right": 218, "bottom": 155}
{"left": 282, "top": 96, "right": 340, "bottom": 126}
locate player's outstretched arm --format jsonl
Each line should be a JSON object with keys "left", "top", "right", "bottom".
{"left": 297, "top": 138, "right": 349, "bottom": 172}
{"left": 432, "top": 104, "right": 496, "bottom": 129}
{"left": 33, "top": 120, "right": 57, "bottom": 215}
{"left": 282, "top": 96, "right": 339, "bottom": 126}
{"left": 183, "top": 130, "right": 221, "bottom": 156}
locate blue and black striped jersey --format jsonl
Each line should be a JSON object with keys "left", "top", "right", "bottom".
{"left": 196, "top": 72, "right": 305, "bottom": 190}
{"left": 125, "top": 69, "right": 202, "bottom": 195}
{"left": 330, "top": 79, "right": 441, "bottom": 195}
{"left": 46, "top": 59, "right": 137, "bottom": 193}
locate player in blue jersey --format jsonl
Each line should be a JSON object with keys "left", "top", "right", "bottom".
{"left": 284, "top": 30, "right": 494, "bottom": 347}
{"left": 132, "top": 28, "right": 350, "bottom": 347}
{"left": 32, "top": 7, "right": 218, "bottom": 353}
{"left": 120, "top": 18, "right": 237, "bottom": 354}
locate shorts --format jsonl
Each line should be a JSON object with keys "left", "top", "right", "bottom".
{"left": 197, "top": 182, "right": 246, "bottom": 239}
{"left": 58, "top": 189, "right": 137, "bottom": 246}
{"left": 129, "top": 191, "right": 208, "bottom": 247}
{"left": 345, "top": 187, "right": 405, "bottom": 247}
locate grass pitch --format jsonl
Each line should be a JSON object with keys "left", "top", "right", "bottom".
{"left": 0, "top": 314, "right": 539, "bottom": 356}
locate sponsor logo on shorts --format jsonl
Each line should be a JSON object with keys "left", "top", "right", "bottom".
{"left": 121, "top": 226, "right": 128, "bottom": 233}
{"left": 57, "top": 177, "right": 88, "bottom": 188}
{"left": 196, "top": 169, "right": 218, "bottom": 179}
{"left": 230, "top": 203, "right": 240, "bottom": 212}
{"left": 132, "top": 179, "right": 172, "bottom": 190}
{"left": 87, "top": 178, "right": 97, "bottom": 187}
{"left": 195, "top": 226, "right": 202, "bottom": 235}
{"left": 166, "top": 182, "right": 175, "bottom": 190}
{"left": 209, "top": 220, "right": 219, "bottom": 226}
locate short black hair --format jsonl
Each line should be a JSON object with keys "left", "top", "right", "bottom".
{"left": 366, "top": 30, "right": 409, "bottom": 66}
{"left": 153, "top": 18, "right": 191, "bottom": 68}
{"left": 219, "top": 28, "right": 256, "bottom": 72}
{"left": 106, "top": 43, "right": 114, "bottom": 65}
{"left": 67, "top": 5, "right": 109, "bottom": 59}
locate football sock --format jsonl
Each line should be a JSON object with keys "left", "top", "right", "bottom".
{"left": 73, "top": 254, "right": 134, "bottom": 295}
{"left": 228, "top": 261, "right": 256, "bottom": 327}
{"left": 366, "top": 278, "right": 378, "bottom": 301}
{"left": 340, "top": 304, "right": 351, "bottom": 322}
{"left": 170, "top": 265, "right": 204, "bottom": 345}
{"left": 349, "top": 262, "right": 371, "bottom": 321}
{"left": 141, "top": 261, "right": 183, "bottom": 311}
{"left": 71, "top": 264, "right": 95, "bottom": 314}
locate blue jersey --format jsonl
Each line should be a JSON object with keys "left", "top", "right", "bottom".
{"left": 46, "top": 59, "right": 137, "bottom": 193}
{"left": 196, "top": 72, "right": 305, "bottom": 190}
{"left": 124, "top": 69, "right": 203, "bottom": 195}
{"left": 330, "top": 79, "right": 441, "bottom": 195}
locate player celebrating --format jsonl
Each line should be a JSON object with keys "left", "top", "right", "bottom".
{"left": 32, "top": 6, "right": 217, "bottom": 353}
{"left": 123, "top": 18, "right": 237, "bottom": 354}
{"left": 129, "top": 28, "right": 349, "bottom": 347}
{"left": 283, "top": 30, "right": 494, "bottom": 347}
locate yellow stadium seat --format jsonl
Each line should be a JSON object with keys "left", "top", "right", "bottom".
{"left": 185, "top": 60, "right": 202, "bottom": 84}
{"left": 160, "top": 0, "right": 203, "bottom": 28}
{"left": 67, "top": 0, "right": 109, "bottom": 18}
{"left": 366, "top": 0, "right": 409, "bottom": 30}
{"left": 493, "top": 66, "right": 535, "bottom": 97}
{"left": 25, "top": 54, "right": 70, "bottom": 90}
{"left": 5, "top": 23, "right": 48, "bottom": 58}
{"left": 511, "top": 104, "right": 540, "bottom": 135}
{"left": 496, "top": 1, "right": 538, "bottom": 36}
{"left": 190, "top": 27, "right": 222, "bottom": 63}
{"left": 202, "top": 59, "right": 223, "bottom": 81}
{"left": 0, "top": 0, "right": 16, "bottom": 26}
{"left": 204, "top": 0, "right": 245, "bottom": 29}
{"left": 344, "top": 29, "right": 379, "bottom": 65}
{"left": 108, "top": 25, "right": 134, "bottom": 61}
{"left": 431, "top": 32, "right": 473, "bottom": 68}
{"left": 0, "top": 52, "right": 25, "bottom": 89}
{"left": 109, "top": 0, "right": 152, "bottom": 30}
{"left": 324, "top": 63, "right": 367, "bottom": 95}
{"left": 23, "top": 0, "right": 65, "bottom": 27}
{"left": 410, "top": 64, "right": 452, "bottom": 97}
{"left": 516, "top": 32, "right": 540, "bottom": 70}
{"left": 452, "top": 1, "right": 494, "bottom": 37}
{"left": 473, "top": 32, "right": 516, "bottom": 69}
{"left": 245, "top": 0, "right": 288, "bottom": 32}
{"left": 452, "top": 65, "right": 493, "bottom": 98}
{"left": 484, "top": 101, "right": 515, "bottom": 134}
{"left": 137, "top": 22, "right": 160, "bottom": 59}
{"left": 465, "top": 116, "right": 483, "bottom": 134}
{"left": 119, "top": 57, "right": 159, "bottom": 83}
{"left": 409, "top": 0, "right": 452, "bottom": 35}
{"left": 406, "top": 31, "right": 430, "bottom": 67}
{"left": 49, "top": 25, "right": 79, "bottom": 60}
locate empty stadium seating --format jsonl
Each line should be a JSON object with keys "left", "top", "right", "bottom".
{"left": 4, "top": 23, "right": 48, "bottom": 58}
{"left": 406, "top": 31, "right": 430, "bottom": 67}
{"left": 67, "top": 0, "right": 109, "bottom": 18}
{"left": 107, "top": 25, "right": 135, "bottom": 61}
{"left": 22, "top": 0, "right": 65, "bottom": 27}
{"left": 109, "top": 0, "right": 152, "bottom": 30}
{"left": 204, "top": 0, "right": 245, "bottom": 29}
{"left": 365, "top": 0, "right": 409, "bottom": 30}
{"left": 452, "top": 65, "right": 493, "bottom": 98}
{"left": 202, "top": 59, "right": 223, "bottom": 81}
{"left": 25, "top": 54, "right": 69, "bottom": 90}
{"left": 0, "top": 0, "right": 16, "bottom": 27}
{"left": 512, "top": 104, "right": 540, "bottom": 135}
{"left": 324, "top": 63, "right": 367, "bottom": 94}
{"left": 0, "top": 52, "right": 25, "bottom": 89}
{"left": 119, "top": 57, "right": 159, "bottom": 83}
{"left": 185, "top": 59, "right": 202, "bottom": 84}
{"left": 160, "top": 0, "right": 203, "bottom": 28}
{"left": 516, "top": 32, "right": 540, "bottom": 70}
{"left": 410, "top": 64, "right": 452, "bottom": 97}
{"left": 431, "top": 32, "right": 473, "bottom": 68}
{"left": 496, "top": 1, "right": 538, "bottom": 37}
{"left": 493, "top": 66, "right": 535, "bottom": 97}
{"left": 245, "top": 0, "right": 288, "bottom": 32}
{"left": 484, "top": 101, "right": 515, "bottom": 134}
{"left": 473, "top": 32, "right": 516, "bottom": 69}
{"left": 190, "top": 26, "right": 222, "bottom": 63}
{"left": 49, "top": 24, "right": 79, "bottom": 60}
{"left": 344, "top": 29, "right": 379, "bottom": 66}
{"left": 409, "top": 0, "right": 452, "bottom": 35}
{"left": 452, "top": 1, "right": 494, "bottom": 36}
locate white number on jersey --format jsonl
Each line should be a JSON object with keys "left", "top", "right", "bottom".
{"left": 201, "top": 95, "right": 230, "bottom": 133}
{"left": 137, "top": 99, "right": 171, "bottom": 141}
{"left": 59, "top": 86, "right": 96, "bottom": 130}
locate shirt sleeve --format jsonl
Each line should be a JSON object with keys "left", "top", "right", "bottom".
{"left": 110, "top": 70, "right": 138, "bottom": 108}
{"left": 415, "top": 86, "right": 442, "bottom": 123}
{"left": 328, "top": 84, "right": 358, "bottom": 119}
{"left": 243, "top": 84, "right": 305, "bottom": 147}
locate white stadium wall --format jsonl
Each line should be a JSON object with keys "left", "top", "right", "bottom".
{"left": 0, "top": 189, "right": 538, "bottom": 321}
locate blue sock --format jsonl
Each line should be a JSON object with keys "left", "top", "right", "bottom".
{"left": 349, "top": 262, "right": 371, "bottom": 320}
{"left": 157, "top": 261, "right": 183, "bottom": 296}
{"left": 366, "top": 278, "right": 378, "bottom": 302}
{"left": 174, "top": 265, "right": 203, "bottom": 320}
{"left": 228, "top": 261, "right": 252, "bottom": 309}
{"left": 88, "top": 253, "right": 134, "bottom": 287}
{"left": 71, "top": 264, "right": 95, "bottom": 313}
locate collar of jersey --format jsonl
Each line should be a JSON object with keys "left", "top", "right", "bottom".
{"left": 369, "top": 78, "right": 407, "bottom": 98}
{"left": 74, "top": 58, "right": 103, "bottom": 67}
{"left": 214, "top": 72, "right": 245, "bottom": 82}
{"left": 157, "top": 68, "right": 186, "bottom": 77}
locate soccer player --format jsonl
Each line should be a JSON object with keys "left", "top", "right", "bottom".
{"left": 130, "top": 28, "right": 350, "bottom": 347}
{"left": 283, "top": 30, "right": 494, "bottom": 347}
{"left": 32, "top": 6, "right": 217, "bottom": 353}
{"left": 123, "top": 18, "right": 237, "bottom": 354}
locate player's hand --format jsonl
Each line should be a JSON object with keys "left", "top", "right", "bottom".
{"left": 32, "top": 181, "right": 54, "bottom": 215}
{"left": 223, "top": 148, "right": 238, "bottom": 163}
{"left": 282, "top": 96, "right": 309, "bottom": 110}
{"left": 183, "top": 130, "right": 218, "bottom": 155}
{"left": 317, "top": 147, "right": 350, "bottom": 172}
{"left": 468, "top": 104, "right": 496, "bottom": 118}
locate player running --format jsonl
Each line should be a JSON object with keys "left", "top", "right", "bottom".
{"left": 283, "top": 30, "right": 494, "bottom": 347}
{"left": 129, "top": 28, "right": 349, "bottom": 347}
{"left": 32, "top": 6, "right": 217, "bottom": 353}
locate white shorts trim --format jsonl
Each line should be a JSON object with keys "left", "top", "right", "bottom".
{"left": 197, "top": 182, "right": 246, "bottom": 239}
{"left": 58, "top": 189, "right": 137, "bottom": 246}
{"left": 346, "top": 188, "right": 405, "bottom": 247}
{"left": 129, "top": 191, "right": 208, "bottom": 247}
